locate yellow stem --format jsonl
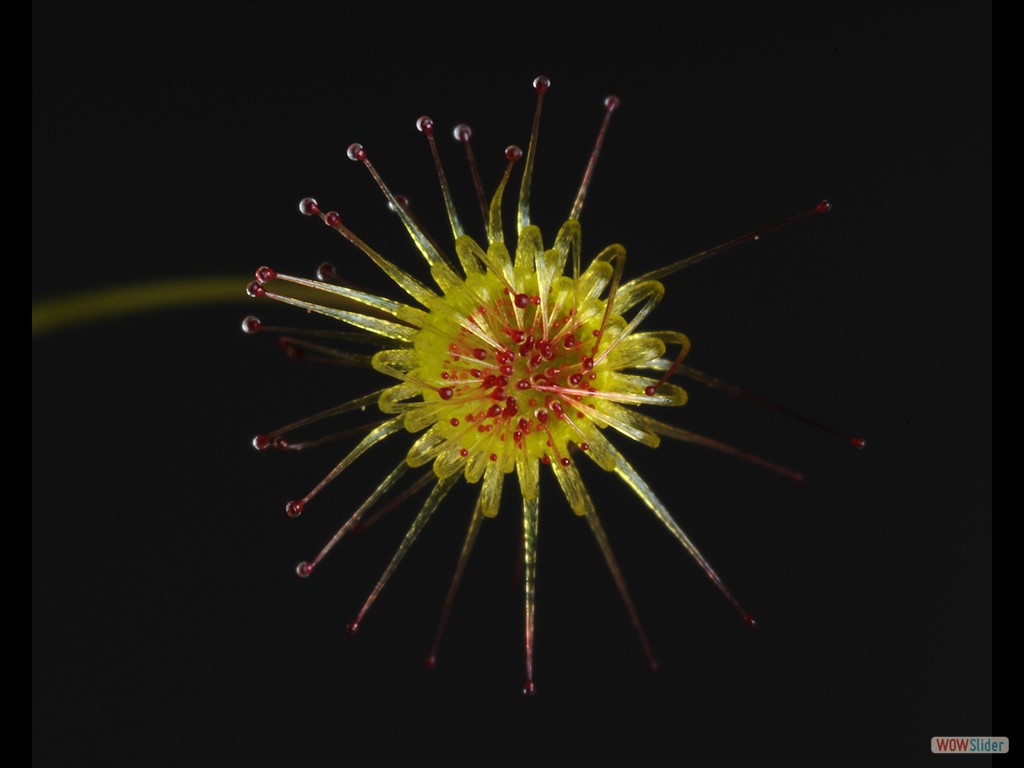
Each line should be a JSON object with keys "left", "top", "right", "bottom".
{"left": 32, "top": 276, "right": 250, "bottom": 337}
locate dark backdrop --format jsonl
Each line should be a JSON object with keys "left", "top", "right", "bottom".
{"left": 33, "top": 2, "right": 992, "bottom": 766}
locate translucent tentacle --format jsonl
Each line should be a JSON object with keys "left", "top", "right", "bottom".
{"left": 296, "top": 459, "right": 411, "bottom": 575}
{"left": 288, "top": 416, "right": 406, "bottom": 513}
{"left": 261, "top": 289, "right": 420, "bottom": 342}
{"left": 480, "top": 459, "right": 505, "bottom": 518}
{"left": 519, "top": 468, "right": 540, "bottom": 695}
{"left": 274, "top": 419, "right": 391, "bottom": 452}
{"left": 550, "top": 459, "right": 657, "bottom": 667}
{"left": 271, "top": 335, "right": 375, "bottom": 367}
{"left": 583, "top": 506, "right": 658, "bottom": 671}
{"left": 273, "top": 272, "right": 427, "bottom": 326}
{"left": 579, "top": 398, "right": 661, "bottom": 447}
{"left": 587, "top": 244, "right": 627, "bottom": 358}
{"left": 310, "top": 204, "right": 438, "bottom": 308}
{"left": 601, "top": 439, "right": 755, "bottom": 625}
{"left": 454, "top": 235, "right": 486, "bottom": 277}
{"left": 452, "top": 123, "right": 489, "bottom": 235}
{"left": 259, "top": 390, "right": 387, "bottom": 442}
{"left": 553, "top": 220, "right": 582, "bottom": 313}
{"left": 347, "top": 144, "right": 462, "bottom": 287}
{"left": 569, "top": 95, "right": 619, "bottom": 221}
{"left": 673, "top": 364, "right": 867, "bottom": 448}
{"left": 416, "top": 116, "right": 465, "bottom": 240}
{"left": 639, "top": 414, "right": 805, "bottom": 482}
{"left": 488, "top": 147, "right": 522, "bottom": 246}
{"left": 624, "top": 200, "right": 832, "bottom": 286}
{"left": 517, "top": 76, "right": 549, "bottom": 234}
{"left": 357, "top": 467, "right": 435, "bottom": 533}
{"left": 427, "top": 497, "right": 485, "bottom": 668}
{"left": 348, "top": 472, "right": 460, "bottom": 632}
{"left": 551, "top": 458, "right": 593, "bottom": 517}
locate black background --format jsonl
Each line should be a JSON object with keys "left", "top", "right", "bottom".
{"left": 33, "top": 2, "right": 991, "bottom": 767}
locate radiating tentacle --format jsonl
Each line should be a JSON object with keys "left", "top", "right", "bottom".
{"left": 519, "top": 468, "right": 540, "bottom": 695}
{"left": 583, "top": 505, "right": 658, "bottom": 672}
{"left": 347, "top": 472, "right": 460, "bottom": 633}
{"left": 284, "top": 416, "right": 406, "bottom": 517}
{"left": 427, "top": 497, "right": 485, "bottom": 668}
{"left": 255, "top": 390, "right": 387, "bottom": 447}
{"left": 270, "top": 272, "right": 427, "bottom": 327}
{"left": 623, "top": 200, "right": 832, "bottom": 286}
{"left": 639, "top": 413, "right": 805, "bottom": 482}
{"left": 452, "top": 123, "right": 489, "bottom": 236}
{"left": 298, "top": 198, "right": 438, "bottom": 308}
{"left": 673, "top": 364, "right": 867, "bottom": 448}
{"left": 600, "top": 439, "right": 756, "bottom": 626}
{"left": 257, "top": 289, "right": 420, "bottom": 342}
{"left": 296, "top": 459, "right": 411, "bottom": 576}
{"left": 357, "top": 467, "right": 435, "bottom": 533}
{"left": 345, "top": 143, "right": 461, "bottom": 285}
{"left": 569, "top": 95, "right": 619, "bottom": 221}
{"left": 550, "top": 459, "right": 656, "bottom": 667}
{"left": 416, "top": 115, "right": 465, "bottom": 240}
{"left": 517, "top": 76, "right": 549, "bottom": 234}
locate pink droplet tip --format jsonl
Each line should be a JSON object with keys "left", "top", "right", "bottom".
{"left": 316, "top": 262, "right": 336, "bottom": 281}
{"left": 424, "top": 654, "right": 437, "bottom": 670}
{"left": 522, "top": 679, "right": 537, "bottom": 696}
{"left": 245, "top": 281, "right": 265, "bottom": 298}
{"left": 816, "top": 199, "right": 832, "bottom": 213}
{"left": 346, "top": 143, "right": 366, "bottom": 162}
{"left": 241, "top": 315, "right": 262, "bottom": 334}
{"left": 324, "top": 211, "right": 341, "bottom": 228}
{"left": 604, "top": 95, "right": 620, "bottom": 111}
{"left": 252, "top": 434, "right": 271, "bottom": 451}
{"left": 346, "top": 620, "right": 360, "bottom": 635}
{"left": 298, "top": 197, "right": 319, "bottom": 215}
{"left": 388, "top": 194, "right": 410, "bottom": 213}
{"left": 296, "top": 561, "right": 314, "bottom": 578}
{"left": 453, "top": 123, "right": 472, "bottom": 142}
{"left": 255, "top": 266, "right": 277, "bottom": 284}
{"left": 416, "top": 115, "right": 434, "bottom": 134}
{"left": 285, "top": 499, "right": 305, "bottom": 518}
{"left": 850, "top": 436, "right": 868, "bottom": 450}
{"left": 743, "top": 614, "right": 758, "bottom": 628}
{"left": 532, "top": 75, "right": 550, "bottom": 92}
{"left": 505, "top": 145, "right": 523, "bottom": 162}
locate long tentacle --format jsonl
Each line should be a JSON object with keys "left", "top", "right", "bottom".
{"left": 596, "top": 436, "right": 756, "bottom": 626}
{"left": 519, "top": 469, "right": 540, "bottom": 696}
{"left": 584, "top": 506, "right": 658, "bottom": 671}
{"left": 347, "top": 473, "right": 460, "bottom": 633}
{"left": 426, "top": 497, "right": 485, "bottom": 668}
{"left": 295, "top": 459, "right": 411, "bottom": 577}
